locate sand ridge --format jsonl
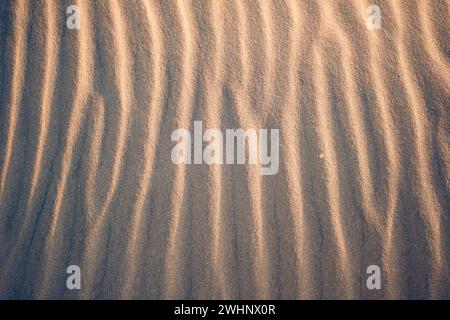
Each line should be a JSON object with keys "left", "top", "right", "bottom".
{"left": 0, "top": 0, "right": 449, "bottom": 299}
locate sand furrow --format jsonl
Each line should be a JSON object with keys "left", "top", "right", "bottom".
{"left": 228, "top": 0, "right": 272, "bottom": 299}
{"left": 37, "top": 3, "right": 91, "bottom": 298}
{"left": 120, "top": 0, "right": 165, "bottom": 299}
{"left": 0, "top": 0, "right": 28, "bottom": 202}
{"left": 80, "top": 0, "right": 133, "bottom": 298}
{"left": 36, "top": 0, "right": 94, "bottom": 298}
{"left": 277, "top": 0, "right": 313, "bottom": 299}
{"left": 162, "top": 0, "right": 197, "bottom": 299}
{"left": 389, "top": 1, "right": 445, "bottom": 298}
{"left": 318, "top": 2, "right": 385, "bottom": 234}
{"left": 0, "top": 0, "right": 64, "bottom": 298}
{"left": 312, "top": 44, "right": 354, "bottom": 298}
{"left": 257, "top": 0, "right": 275, "bottom": 118}
{"left": 366, "top": 5, "right": 403, "bottom": 299}
{"left": 0, "top": 0, "right": 30, "bottom": 291}
{"left": 196, "top": 1, "right": 229, "bottom": 299}
{"left": 0, "top": 0, "right": 448, "bottom": 299}
{"left": 416, "top": 0, "right": 450, "bottom": 93}
{"left": 348, "top": 0, "right": 402, "bottom": 298}
{"left": 84, "top": 94, "right": 105, "bottom": 223}
{"left": 24, "top": 0, "right": 59, "bottom": 213}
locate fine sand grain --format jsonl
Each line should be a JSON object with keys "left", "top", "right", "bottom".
{"left": 0, "top": 0, "right": 449, "bottom": 299}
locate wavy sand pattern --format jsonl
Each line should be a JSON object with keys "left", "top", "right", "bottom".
{"left": 0, "top": 0, "right": 449, "bottom": 299}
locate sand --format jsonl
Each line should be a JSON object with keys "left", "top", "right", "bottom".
{"left": 0, "top": 0, "right": 448, "bottom": 299}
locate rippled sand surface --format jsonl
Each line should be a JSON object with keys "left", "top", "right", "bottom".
{"left": 0, "top": 0, "right": 449, "bottom": 299}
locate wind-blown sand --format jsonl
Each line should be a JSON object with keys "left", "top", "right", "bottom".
{"left": 0, "top": 0, "right": 449, "bottom": 299}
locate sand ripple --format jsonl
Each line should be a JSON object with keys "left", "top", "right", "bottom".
{"left": 0, "top": 0, "right": 448, "bottom": 299}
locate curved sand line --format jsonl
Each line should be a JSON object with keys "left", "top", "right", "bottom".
{"left": 80, "top": 0, "right": 133, "bottom": 298}
{"left": 416, "top": 0, "right": 450, "bottom": 93}
{"left": 351, "top": 0, "right": 402, "bottom": 298}
{"left": 312, "top": 44, "right": 354, "bottom": 298}
{"left": 37, "top": 0, "right": 93, "bottom": 298}
{"left": 0, "top": 0, "right": 28, "bottom": 201}
{"left": 277, "top": 0, "right": 314, "bottom": 299}
{"left": 231, "top": 0, "right": 271, "bottom": 299}
{"left": 120, "top": 0, "right": 165, "bottom": 299}
{"left": 195, "top": 1, "right": 228, "bottom": 299}
{"left": 0, "top": 0, "right": 30, "bottom": 287}
{"left": 389, "top": 1, "right": 445, "bottom": 298}
{"left": 317, "top": 1, "right": 384, "bottom": 234}
{"left": 162, "top": 0, "right": 197, "bottom": 299}
{"left": 0, "top": 0, "right": 448, "bottom": 299}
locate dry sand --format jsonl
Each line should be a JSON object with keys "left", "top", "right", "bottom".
{"left": 0, "top": 0, "right": 449, "bottom": 299}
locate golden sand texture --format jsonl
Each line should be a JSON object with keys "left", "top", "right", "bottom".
{"left": 0, "top": 0, "right": 449, "bottom": 299}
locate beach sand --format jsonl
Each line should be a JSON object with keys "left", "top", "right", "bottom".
{"left": 0, "top": 0, "right": 449, "bottom": 299}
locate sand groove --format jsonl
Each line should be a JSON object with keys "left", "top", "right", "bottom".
{"left": 0, "top": 0, "right": 448, "bottom": 299}
{"left": 162, "top": 0, "right": 197, "bottom": 299}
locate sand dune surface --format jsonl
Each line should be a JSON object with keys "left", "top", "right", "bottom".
{"left": 0, "top": 0, "right": 449, "bottom": 299}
